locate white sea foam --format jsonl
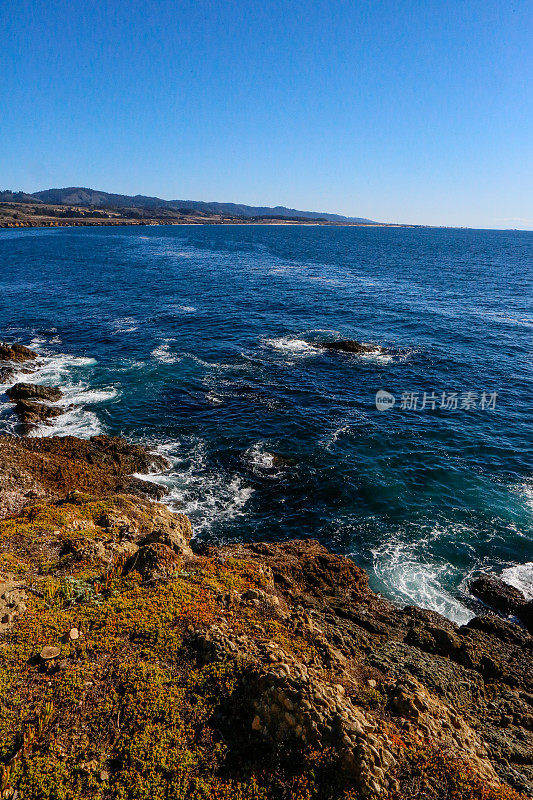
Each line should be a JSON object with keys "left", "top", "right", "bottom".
{"left": 151, "top": 341, "right": 182, "bottom": 364}
{"left": 515, "top": 480, "right": 533, "bottom": 512}
{"left": 0, "top": 351, "right": 116, "bottom": 439}
{"left": 357, "top": 346, "right": 395, "bottom": 364}
{"left": 182, "top": 353, "right": 248, "bottom": 371}
{"left": 243, "top": 442, "right": 282, "bottom": 476}
{"left": 263, "top": 336, "right": 321, "bottom": 357}
{"left": 134, "top": 438, "right": 254, "bottom": 536}
{"left": 319, "top": 424, "right": 353, "bottom": 451}
{"left": 28, "top": 408, "right": 104, "bottom": 439}
{"left": 205, "top": 392, "right": 223, "bottom": 406}
{"left": 501, "top": 563, "right": 533, "bottom": 600}
{"left": 370, "top": 537, "right": 474, "bottom": 625}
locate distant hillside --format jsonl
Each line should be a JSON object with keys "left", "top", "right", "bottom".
{"left": 23, "top": 187, "right": 375, "bottom": 223}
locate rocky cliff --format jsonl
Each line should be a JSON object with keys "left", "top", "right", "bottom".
{"left": 0, "top": 429, "right": 531, "bottom": 800}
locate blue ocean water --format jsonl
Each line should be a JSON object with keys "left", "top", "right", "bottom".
{"left": 1, "top": 224, "right": 532, "bottom": 622}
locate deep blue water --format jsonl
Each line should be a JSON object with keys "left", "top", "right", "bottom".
{"left": 1, "top": 224, "right": 532, "bottom": 622}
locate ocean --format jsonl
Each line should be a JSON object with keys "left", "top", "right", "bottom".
{"left": 1, "top": 224, "right": 532, "bottom": 623}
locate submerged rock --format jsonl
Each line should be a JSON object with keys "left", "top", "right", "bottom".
{"left": 7, "top": 382, "right": 63, "bottom": 402}
{"left": 0, "top": 342, "right": 38, "bottom": 362}
{"left": 317, "top": 339, "right": 386, "bottom": 355}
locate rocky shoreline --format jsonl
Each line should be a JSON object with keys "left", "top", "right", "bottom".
{"left": 0, "top": 344, "right": 531, "bottom": 799}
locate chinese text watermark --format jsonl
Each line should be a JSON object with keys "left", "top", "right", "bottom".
{"left": 375, "top": 390, "right": 498, "bottom": 412}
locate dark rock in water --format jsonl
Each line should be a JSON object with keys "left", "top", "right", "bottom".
{"left": 469, "top": 573, "right": 526, "bottom": 618}
{"left": 0, "top": 365, "right": 34, "bottom": 383}
{"left": 7, "top": 382, "right": 63, "bottom": 402}
{"left": 0, "top": 343, "right": 38, "bottom": 363}
{"left": 317, "top": 339, "right": 385, "bottom": 355}
{"left": 14, "top": 400, "right": 63, "bottom": 425}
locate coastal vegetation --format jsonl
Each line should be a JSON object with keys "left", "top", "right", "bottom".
{"left": 0, "top": 344, "right": 531, "bottom": 799}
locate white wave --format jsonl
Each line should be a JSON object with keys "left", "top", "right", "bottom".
{"left": 205, "top": 392, "right": 223, "bottom": 406}
{"left": 357, "top": 346, "right": 394, "bottom": 364}
{"left": 514, "top": 480, "right": 533, "bottom": 512}
{"left": 176, "top": 305, "right": 196, "bottom": 313}
{"left": 263, "top": 336, "right": 321, "bottom": 357}
{"left": 111, "top": 317, "right": 139, "bottom": 333}
{"left": 151, "top": 341, "right": 182, "bottom": 364}
{"left": 28, "top": 407, "right": 103, "bottom": 439}
{"left": 56, "top": 386, "right": 118, "bottom": 406}
{"left": 242, "top": 442, "right": 282, "bottom": 475}
{"left": 320, "top": 424, "right": 353, "bottom": 451}
{"left": 0, "top": 354, "right": 97, "bottom": 395}
{"left": 0, "top": 351, "right": 116, "bottom": 439}
{"left": 182, "top": 353, "right": 247, "bottom": 371}
{"left": 134, "top": 438, "right": 254, "bottom": 536}
{"left": 371, "top": 538, "right": 474, "bottom": 625}
{"left": 501, "top": 563, "right": 533, "bottom": 600}
{"left": 29, "top": 336, "right": 47, "bottom": 348}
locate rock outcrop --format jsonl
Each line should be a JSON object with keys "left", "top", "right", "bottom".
{"left": 317, "top": 339, "right": 386, "bottom": 355}
{"left": 470, "top": 573, "right": 532, "bottom": 634}
{"left": 0, "top": 435, "right": 530, "bottom": 800}
{"left": 0, "top": 343, "right": 37, "bottom": 363}
{"left": 0, "top": 434, "right": 169, "bottom": 518}
{"left": 12, "top": 399, "right": 63, "bottom": 425}
{"left": 6, "top": 382, "right": 63, "bottom": 402}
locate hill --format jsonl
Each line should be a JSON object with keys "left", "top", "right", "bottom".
{"left": 24, "top": 186, "right": 375, "bottom": 223}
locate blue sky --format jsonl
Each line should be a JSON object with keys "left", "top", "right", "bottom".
{"left": 1, "top": 0, "right": 532, "bottom": 227}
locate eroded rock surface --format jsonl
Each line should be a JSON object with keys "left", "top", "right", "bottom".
{"left": 0, "top": 435, "right": 530, "bottom": 800}
{"left": 0, "top": 434, "right": 169, "bottom": 518}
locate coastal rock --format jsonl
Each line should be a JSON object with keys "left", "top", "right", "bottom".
{"left": 0, "top": 579, "right": 28, "bottom": 631}
{"left": 137, "top": 511, "right": 193, "bottom": 554}
{"left": 0, "top": 434, "right": 170, "bottom": 517}
{"left": 317, "top": 339, "right": 386, "bottom": 355}
{"left": 470, "top": 573, "right": 527, "bottom": 617}
{"left": 13, "top": 399, "right": 63, "bottom": 425}
{"left": 0, "top": 342, "right": 37, "bottom": 362}
{"left": 40, "top": 645, "right": 61, "bottom": 660}
{"left": 0, "top": 434, "right": 531, "bottom": 798}
{"left": 7, "top": 382, "right": 63, "bottom": 402}
{"left": 0, "top": 367, "right": 16, "bottom": 383}
{"left": 521, "top": 600, "right": 533, "bottom": 634}
{"left": 124, "top": 542, "right": 183, "bottom": 580}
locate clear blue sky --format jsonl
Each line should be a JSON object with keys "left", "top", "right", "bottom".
{"left": 1, "top": 0, "right": 532, "bottom": 227}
